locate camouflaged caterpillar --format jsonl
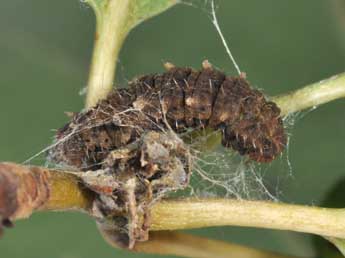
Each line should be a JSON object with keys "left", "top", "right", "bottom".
{"left": 48, "top": 60, "right": 286, "bottom": 171}
{"left": 46, "top": 60, "right": 287, "bottom": 248}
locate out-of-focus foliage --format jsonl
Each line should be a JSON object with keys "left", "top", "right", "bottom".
{"left": 0, "top": 1, "right": 344, "bottom": 257}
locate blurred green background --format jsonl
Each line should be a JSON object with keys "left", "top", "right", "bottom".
{"left": 0, "top": 0, "right": 345, "bottom": 257}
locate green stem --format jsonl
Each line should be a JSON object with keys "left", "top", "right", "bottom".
{"left": 273, "top": 73, "right": 345, "bottom": 116}
{"left": 4, "top": 163, "right": 345, "bottom": 251}
{"left": 84, "top": 0, "right": 178, "bottom": 108}
{"left": 133, "top": 231, "right": 300, "bottom": 258}
{"left": 151, "top": 198, "right": 345, "bottom": 239}
{"left": 85, "top": 0, "right": 131, "bottom": 108}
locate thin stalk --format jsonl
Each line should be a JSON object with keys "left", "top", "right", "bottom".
{"left": 3, "top": 163, "right": 345, "bottom": 252}
{"left": 85, "top": 0, "right": 131, "bottom": 108}
{"left": 151, "top": 198, "right": 345, "bottom": 239}
{"left": 40, "top": 171, "right": 94, "bottom": 212}
{"left": 132, "top": 231, "right": 300, "bottom": 258}
{"left": 85, "top": 0, "right": 178, "bottom": 108}
{"left": 273, "top": 73, "right": 345, "bottom": 116}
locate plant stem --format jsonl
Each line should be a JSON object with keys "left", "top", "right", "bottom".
{"left": 85, "top": 0, "right": 178, "bottom": 108}
{"left": 0, "top": 163, "right": 93, "bottom": 221}
{"left": 4, "top": 163, "right": 345, "bottom": 246}
{"left": 85, "top": 0, "right": 131, "bottom": 108}
{"left": 273, "top": 72, "right": 345, "bottom": 116}
{"left": 40, "top": 170, "right": 94, "bottom": 212}
{"left": 132, "top": 231, "right": 299, "bottom": 258}
{"left": 150, "top": 198, "right": 345, "bottom": 239}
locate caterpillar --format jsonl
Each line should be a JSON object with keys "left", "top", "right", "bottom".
{"left": 48, "top": 61, "right": 286, "bottom": 171}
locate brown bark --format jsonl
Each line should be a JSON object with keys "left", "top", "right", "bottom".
{"left": 0, "top": 163, "right": 93, "bottom": 235}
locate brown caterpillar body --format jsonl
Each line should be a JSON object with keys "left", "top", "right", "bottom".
{"left": 48, "top": 61, "right": 286, "bottom": 171}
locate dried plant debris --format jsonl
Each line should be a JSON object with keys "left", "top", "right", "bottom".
{"left": 77, "top": 131, "right": 191, "bottom": 248}
{"left": 47, "top": 60, "right": 286, "bottom": 248}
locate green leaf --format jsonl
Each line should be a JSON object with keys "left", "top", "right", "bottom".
{"left": 130, "top": 0, "right": 179, "bottom": 27}
{"left": 84, "top": 0, "right": 178, "bottom": 28}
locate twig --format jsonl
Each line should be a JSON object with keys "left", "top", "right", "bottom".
{"left": 150, "top": 198, "right": 345, "bottom": 239}
{"left": 272, "top": 72, "right": 345, "bottom": 116}
{"left": 132, "top": 231, "right": 300, "bottom": 258}
{"left": 0, "top": 163, "right": 93, "bottom": 221}
{"left": 3, "top": 164, "right": 345, "bottom": 242}
{"left": 85, "top": 0, "right": 131, "bottom": 108}
{"left": 84, "top": 0, "right": 178, "bottom": 108}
